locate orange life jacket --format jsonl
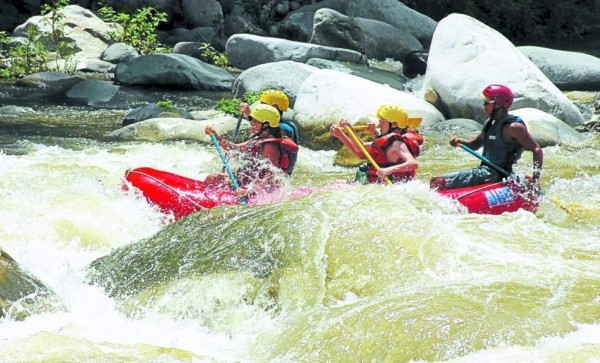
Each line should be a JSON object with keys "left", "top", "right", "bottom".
{"left": 367, "top": 133, "right": 420, "bottom": 183}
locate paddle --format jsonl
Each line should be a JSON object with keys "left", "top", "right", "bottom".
{"left": 457, "top": 143, "right": 510, "bottom": 177}
{"left": 232, "top": 114, "right": 244, "bottom": 143}
{"left": 344, "top": 126, "right": 392, "bottom": 185}
{"left": 209, "top": 131, "right": 247, "bottom": 206}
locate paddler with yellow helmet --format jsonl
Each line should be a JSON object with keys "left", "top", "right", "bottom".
{"left": 329, "top": 104, "right": 422, "bottom": 183}
{"left": 204, "top": 104, "right": 299, "bottom": 194}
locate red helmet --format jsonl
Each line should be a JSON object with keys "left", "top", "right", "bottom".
{"left": 482, "top": 84, "right": 513, "bottom": 109}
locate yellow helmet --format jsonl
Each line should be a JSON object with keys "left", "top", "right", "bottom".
{"left": 376, "top": 104, "right": 408, "bottom": 128}
{"left": 407, "top": 117, "right": 422, "bottom": 129}
{"left": 259, "top": 89, "right": 289, "bottom": 112}
{"left": 250, "top": 104, "right": 280, "bottom": 128}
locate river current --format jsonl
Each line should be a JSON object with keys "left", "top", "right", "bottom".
{"left": 0, "top": 99, "right": 599, "bottom": 362}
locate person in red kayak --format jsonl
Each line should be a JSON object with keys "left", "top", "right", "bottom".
{"left": 329, "top": 104, "right": 421, "bottom": 184}
{"left": 204, "top": 104, "right": 299, "bottom": 195}
{"left": 429, "top": 84, "right": 543, "bottom": 190}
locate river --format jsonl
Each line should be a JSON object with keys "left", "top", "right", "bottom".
{"left": 0, "top": 94, "right": 599, "bottom": 362}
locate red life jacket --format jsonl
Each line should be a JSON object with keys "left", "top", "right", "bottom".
{"left": 367, "top": 133, "right": 420, "bottom": 183}
{"left": 249, "top": 137, "right": 299, "bottom": 174}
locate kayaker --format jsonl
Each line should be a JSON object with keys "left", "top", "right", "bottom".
{"left": 204, "top": 104, "right": 299, "bottom": 195}
{"left": 429, "top": 84, "right": 543, "bottom": 190}
{"left": 240, "top": 90, "right": 299, "bottom": 142}
{"left": 329, "top": 104, "right": 421, "bottom": 184}
{"left": 240, "top": 89, "right": 299, "bottom": 174}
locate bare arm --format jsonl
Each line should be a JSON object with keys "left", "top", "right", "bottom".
{"left": 506, "top": 122, "right": 544, "bottom": 178}
{"left": 377, "top": 141, "right": 418, "bottom": 177}
{"left": 330, "top": 122, "right": 372, "bottom": 159}
{"left": 451, "top": 132, "right": 483, "bottom": 150}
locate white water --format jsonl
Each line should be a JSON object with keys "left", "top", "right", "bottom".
{"left": 1, "top": 135, "right": 600, "bottom": 362}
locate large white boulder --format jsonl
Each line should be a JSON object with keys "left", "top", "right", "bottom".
{"left": 294, "top": 69, "right": 444, "bottom": 149}
{"left": 423, "top": 14, "right": 584, "bottom": 127}
{"left": 511, "top": 108, "right": 587, "bottom": 147}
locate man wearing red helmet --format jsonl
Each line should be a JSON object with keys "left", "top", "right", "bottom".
{"left": 430, "top": 84, "right": 543, "bottom": 190}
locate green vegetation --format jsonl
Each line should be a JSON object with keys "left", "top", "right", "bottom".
{"left": 199, "top": 43, "right": 228, "bottom": 68}
{"left": 156, "top": 100, "right": 177, "bottom": 112}
{"left": 216, "top": 91, "right": 261, "bottom": 116}
{"left": 0, "top": 0, "right": 76, "bottom": 78}
{"left": 41, "top": 0, "right": 76, "bottom": 73}
{"left": 98, "top": 5, "right": 167, "bottom": 55}
{"left": 0, "top": 27, "right": 48, "bottom": 78}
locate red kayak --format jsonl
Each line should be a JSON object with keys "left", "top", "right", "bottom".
{"left": 124, "top": 167, "right": 241, "bottom": 220}
{"left": 125, "top": 167, "right": 539, "bottom": 219}
{"left": 438, "top": 179, "right": 540, "bottom": 214}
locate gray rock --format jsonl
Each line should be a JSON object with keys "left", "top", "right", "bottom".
{"left": 306, "top": 58, "right": 408, "bottom": 91}
{"left": 224, "top": 15, "right": 266, "bottom": 36}
{"left": 65, "top": 79, "right": 120, "bottom": 106}
{"left": 0, "top": 248, "right": 65, "bottom": 320}
{"left": 15, "top": 72, "right": 83, "bottom": 92}
{"left": 226, "top": 33, "right": 363, "bottom": 70}
{"left": 123, "top": 103, "right": 195, "bottom": 126}
{"left": 278, "top": 0, "right": 350, "bottom": 41}
{"left": 233, "top": 61, "right": 319, "bottom": 107}
{"left": 519, "top": 46, "right": 600, "bottom": 91}
{"left": 310, "top": 9, "right": 422, "bottom": 61}
{"left": 101, "top": 43, "right": 139, "bottom": 64}
{"left": 160, "top": 27, "right": 217, "bottom": 46}
{"left": 181, "top": 0, "right": 223, "bottom": 28}
{"left": 114, "top": 53, "right": 235, "bottom": 91}
{"left": 347, "top": 0, "right": 436, "bottom": 47}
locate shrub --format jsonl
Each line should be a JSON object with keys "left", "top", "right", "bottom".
{"left": 199, "top": 43, "right": 228, "bottom": 68}
{"left": 0, "top": 27, "right": 49, "bottom": 78}
{"left": 98, "top": 5, "right": 167, "bottom": 55}
{"left": 216, "top": 91, "right": 262, "bottom": 116}
{"left": 41, "top": 0, "right": 76, "bottom": 73}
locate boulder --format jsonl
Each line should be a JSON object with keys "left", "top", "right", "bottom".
{"left": 347, "top": 0, "right": 436, "bottom": 47}
{"left": 14, "top": 5, "right": 116, "bottom": 60}
{"left": 123, "top": 103, "right": 195, "bottom": 126}
{"left": 310, "top": 9, "right": 422, "bottom": 61}
{"left": 519, "top": 46, "right": 600, "bottom": 91}
{"left": 232, "top": 61, "right": 318, "bottom": 107}
{"left": 278, "top": 0, "right": 348, "bottom": 41}
{"left": 224, "top": 15, "right": 266, "bottom": 36}
{"left": 306, "top": 58, "right": 408, "bottom": 91}
{"left": 294, "top": 69, "right": 444, "bottom": 149}
{"left": 101, "top": 43, "right": 139, "bottom": 64}
{"left": 423, "top": 14, "right": 584, "bottom": 127}
{"left": 160, "top": 27, "right": 217, "bottom": 46}
{"left": 402, "top": 50, "right": 428, "bottom": 78}
{"left": 226, "top": 33, "right": 363, "bottom": 70}
{"left": 15, "top": 72, "right": 83, "bottom": 92}
{"left": 48, "top": 58, "right": 116, "bottom": 73}
{"left": 114, "top": 53, "right": 234, "bottom": 91}
{"left": 64, "top": 79, "right": 120, "bottom": 106}
{"left": 0, "top": 248, "right": 64, "bottom": 320}
{"left": 106, "top": 115, "right": 241, "bottom": 142}
{"left": 181, "top": 0, "right": 223, "bottom": 28}
{"left": 511, "top": 108, "right": 587, "bottom": 147}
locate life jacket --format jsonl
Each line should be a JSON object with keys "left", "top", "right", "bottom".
{"left": 367, "top": 132, "right": 420, "bottom": 183}
{"left": 250, "top": 137, "right": 299, "bottom": 175}
{"left": 280, "top": 120, "right": 300, "bottom": 144}
{"left": 481, "top": 115, "right": 524, "bottom": 172}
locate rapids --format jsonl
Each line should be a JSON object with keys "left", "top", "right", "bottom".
{"left": 0, "top": 104, "right": 599, "bottom": 362}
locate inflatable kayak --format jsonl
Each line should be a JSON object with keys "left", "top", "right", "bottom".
{"left": 124, "top": 167, "right": 241, "bottom": 220}
{"left": 439, "top": 179, "right": 539, "bottom": 214}
{"left": 125, "top": 167, "right": 539, "bottom": 220}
